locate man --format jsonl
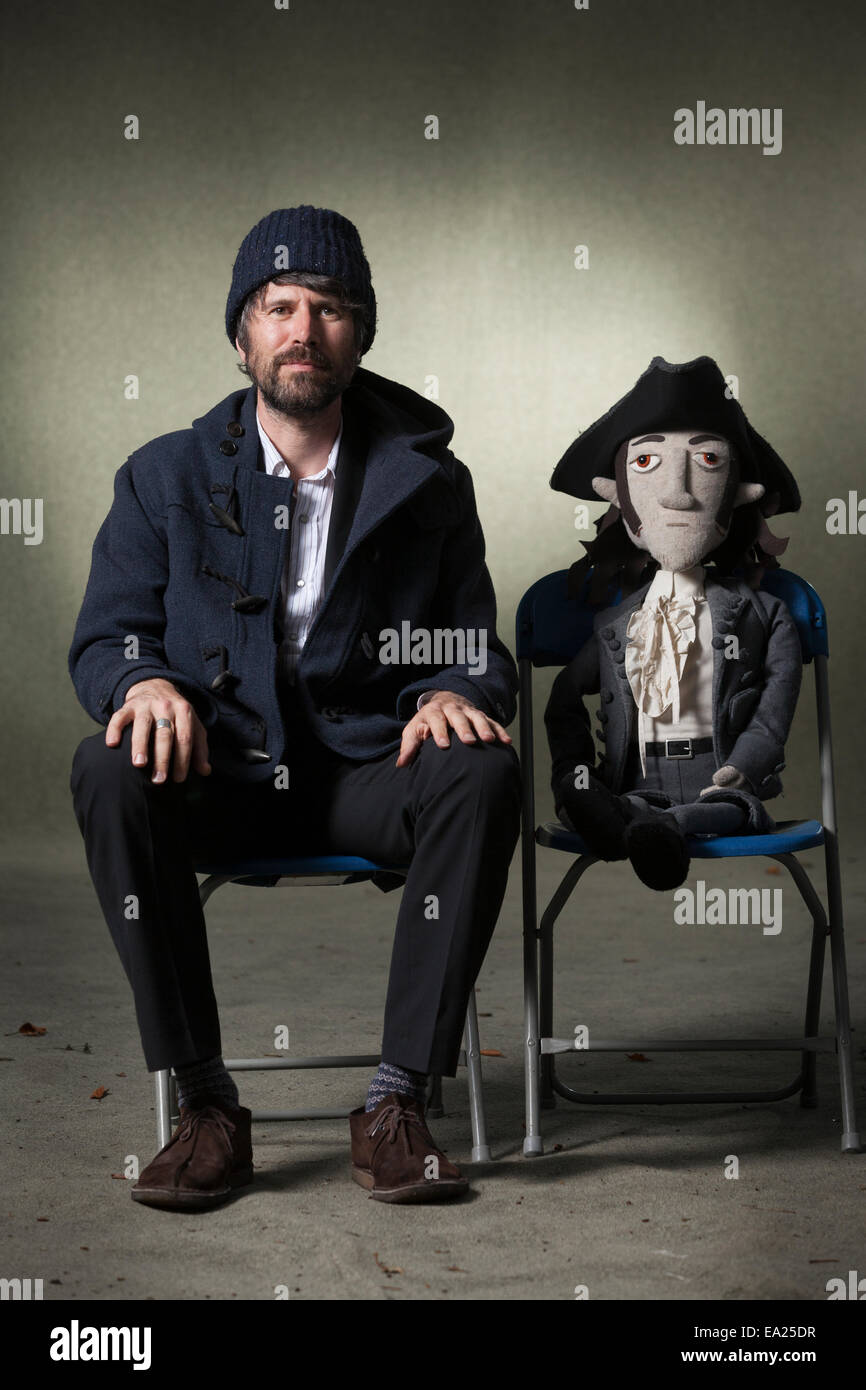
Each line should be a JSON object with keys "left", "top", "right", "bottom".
{"left": 69, "top": 206, "right": 521, "bottom": 1209}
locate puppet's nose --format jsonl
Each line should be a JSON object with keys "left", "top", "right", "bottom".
{"left": 658, "top": 490, "right": 698, "bottom": 510}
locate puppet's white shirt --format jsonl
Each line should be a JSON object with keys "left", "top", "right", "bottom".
{"left": 625, "top": 566, "right": 714, "bottom": 775}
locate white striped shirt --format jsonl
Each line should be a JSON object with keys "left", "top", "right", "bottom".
{"left": 257, "top": 412, "right": 343, "bottom": 687}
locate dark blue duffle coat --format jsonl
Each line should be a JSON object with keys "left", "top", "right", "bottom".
{"left": 69, "top": 368, "right": 518, "bottom": 781}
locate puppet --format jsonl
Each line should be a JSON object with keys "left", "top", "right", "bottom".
{"left": 545, "top": 356, "right": 803, "bottom": 891}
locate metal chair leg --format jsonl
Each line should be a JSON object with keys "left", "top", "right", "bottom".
{"left": 464, "top": 990, "right": 491, "bottom": 1162}
{"left": 770, "top": 852, "right": 827, "bottom": 1109}
{"left": 539, "top": 889, "right": 556, "bottom": 1111}
{"left": 519, "top": 662, "right": 544, "bottom": 1156}
{"left": 523, "top": 880, "right": 543, "bottom": 1157}
{"left": 814, "top": 655, "right": 862, "bottom": 1152}
{"left": 799, "top": 920, "right": 825, "bottom": 1109}
{"left": 155, "top": 1069, "right": 173, "bottom": 1149}
{"left": 770, "top": 844, "right": 861, "bottom": 1150}
{"left": 824, "top": 841, "right": 862, "bottom": 1153}
{"left": 530, "top": 854, "right": 598, "bottom": 1148}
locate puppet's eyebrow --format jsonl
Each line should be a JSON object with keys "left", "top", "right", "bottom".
{"left": 630, "top": 434, "right": 665, "bottom": 446}
{"left": 688, "top": 434, "right": 726, "bottom": 446}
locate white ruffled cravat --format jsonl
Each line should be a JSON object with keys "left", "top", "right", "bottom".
{"left": 625, "top": 569, "right": 704, "bottom": 776}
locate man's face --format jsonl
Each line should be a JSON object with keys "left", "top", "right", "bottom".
{"left": 620, "top": 428, "right": 734, "bottom": 570}
{"left": 236, "top": 280, "right": 359, "bottom": 416}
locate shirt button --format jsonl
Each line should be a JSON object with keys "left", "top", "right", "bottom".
{"left": 296, "top": 579, "right": 305, "bottom": 588}
{"left": 288, "top": 632, "right": 299, "bottom": 641}
{"left": 298, "top": 514, "right": 309, "bottom": 523}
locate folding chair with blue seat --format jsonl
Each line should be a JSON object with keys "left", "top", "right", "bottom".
{"left": 154, "top": 853, "right": 491, "bottom": 1161}
{"left": 517, "top": 566, "right": 861, "bottom": 1156}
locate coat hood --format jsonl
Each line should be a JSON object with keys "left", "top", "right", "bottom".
{"left": 191, "top": 366, "right": 455, "bottom": 468}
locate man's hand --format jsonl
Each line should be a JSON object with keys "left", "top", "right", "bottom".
{"left": 396, "top": 690, "right": 512, "bottom": 768}
{"left": 105, "top": 678, "right": 211, "bottom": 783}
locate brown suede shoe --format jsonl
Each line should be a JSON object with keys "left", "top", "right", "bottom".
{"left": 131, "top": 1096, "right": 253, "bottom": 1211}
{"left": 350, "top": 1092, "right": 469, "bottom": 1203}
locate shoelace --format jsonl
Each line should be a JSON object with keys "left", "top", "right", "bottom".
{"left": 176, "top": 1106, "right": 237, "bottom": 1152}
{"left": 366, "top": 1102, "right": 429, "bottom": 1153}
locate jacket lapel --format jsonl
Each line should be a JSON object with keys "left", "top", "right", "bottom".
{"left": 705, "top": 576, "right": 750, "bottom": 750}
{"left": 323, "top": 402, "right": 367, "bottom": 592}
{"left": 319, "top": 410, "right": 442, "bottom": 596}
{"left": 606, "top": 582, "right": 651, "bottom": 777}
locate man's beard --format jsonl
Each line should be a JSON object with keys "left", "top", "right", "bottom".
{"left": 242, "top": 346, "right": 356, "bottom": 417}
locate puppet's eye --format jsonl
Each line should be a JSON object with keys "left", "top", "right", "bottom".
{"left": 628, "top": 453, "right": 661, "bottom": 472}
{"left": 692, "top": 450, "right": 725, "bottom": 469}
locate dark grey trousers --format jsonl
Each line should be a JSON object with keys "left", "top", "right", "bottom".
{"left": 622, "top": 746, "right": 775, "bottom": 835}
{"left": 69, "top": 715, "right": 520, "bottom": 1078}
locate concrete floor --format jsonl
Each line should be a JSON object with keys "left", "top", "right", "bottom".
{"left": 2, "top": 829, "right": 864, "bottom": 1302}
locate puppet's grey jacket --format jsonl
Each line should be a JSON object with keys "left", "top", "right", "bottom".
{"left": 545, "top": 573, "right": 802, "bottom": 805}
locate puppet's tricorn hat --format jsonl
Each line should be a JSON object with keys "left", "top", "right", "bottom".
{"left": 550, "top": 355, "right": 801, "bottom": 515}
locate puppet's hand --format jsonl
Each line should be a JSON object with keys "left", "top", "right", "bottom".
{"left": 699, "top": 764, "right": 749, "bottom": 797}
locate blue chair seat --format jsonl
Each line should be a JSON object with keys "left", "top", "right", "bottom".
{"left": 193, "top": 853, "right": 410, "bottom": 882}
{"left": 536, "top": 818, "right": 825, "bottom": 858}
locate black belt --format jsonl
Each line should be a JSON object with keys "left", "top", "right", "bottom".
{"left": 644, "top": 737, "right": 714, "bottom": 760}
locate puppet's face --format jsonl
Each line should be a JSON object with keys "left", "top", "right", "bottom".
{"left": 593, "top": 429, "right": 763, "bottom": 572}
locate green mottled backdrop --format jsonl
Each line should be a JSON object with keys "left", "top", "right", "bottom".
{"left": 2, "top": 0, "right": 864, "bottom": 840}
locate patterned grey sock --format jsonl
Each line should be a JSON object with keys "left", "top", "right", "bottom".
{"left": 365, "top": 1061, "right": 428, "bottom": 1112}
{"left": 173, "top": 1055, "right": 239, "bottom": 1112}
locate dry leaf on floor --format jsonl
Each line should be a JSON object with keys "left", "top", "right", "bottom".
{"left": 626, "top": 1052, "right": 651, "bottom": 1062}
{"left": 90, "top": 1085, "right": 109, "bottom": 1100}
{"left": 13, "top": 1022, "right": 46, "bottom": 1036}
{"left": 480, "top": 1049, "right": 503, "bottom": 1057}
{"left": 373, "top": 1253, "right": 403, "bottom": 1275}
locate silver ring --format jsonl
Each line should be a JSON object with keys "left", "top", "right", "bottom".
{"left": 155, "top": 718, "right": 174, "bottom": 733}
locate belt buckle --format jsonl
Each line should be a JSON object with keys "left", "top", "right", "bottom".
{"left": 665, "top": 738, "right": 692, "bottom": 759}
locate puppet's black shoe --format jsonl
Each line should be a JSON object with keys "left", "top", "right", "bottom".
{"left": 625, "top": 814, "right": 690, "bottom": 891}
{"left": 556, "top": 781, "right": 630, "bottom": 860}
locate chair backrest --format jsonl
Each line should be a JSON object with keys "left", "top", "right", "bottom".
{"left": 516, "top": 567, "right": 828, "bottom": 668}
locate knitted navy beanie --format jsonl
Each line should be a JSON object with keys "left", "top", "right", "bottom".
{"left": 225, "top": 206, "right": 376, "bottom": 353}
